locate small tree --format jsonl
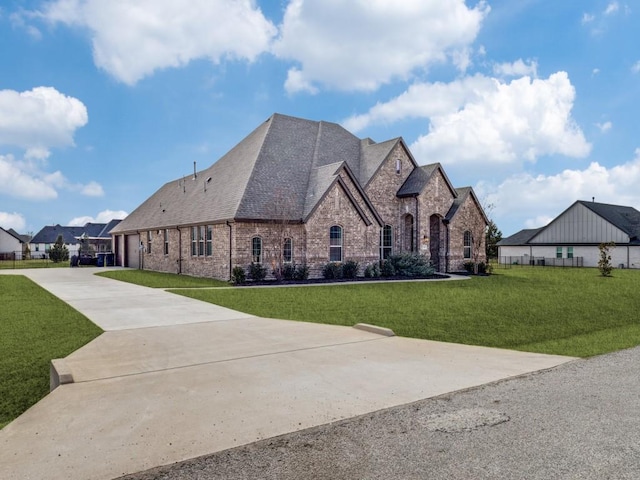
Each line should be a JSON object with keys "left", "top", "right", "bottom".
{"left": 598, "top": 242, "right": 615, "bottom": 277}
{"left": 49, "top": 234, "right": 69, "bottom": 263}
{"left": 485, "top": 219, "right": 502, "bottom": 260}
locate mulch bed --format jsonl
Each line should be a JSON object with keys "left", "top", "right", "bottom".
{"left": 235, "top": 273, "right": 450, "bottom": 287}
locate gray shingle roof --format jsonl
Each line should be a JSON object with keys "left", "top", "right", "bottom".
{"left": 497, "top": 228, "right": 544, "bottom": 246}
{"left": 578, "top": 200, "right": 640, "bottom": 242}
{"left": 112, "top": 113, "right": 401, "bottom": 234}
{"left": 397, "top": 163, "right": 458, "bottom": 199}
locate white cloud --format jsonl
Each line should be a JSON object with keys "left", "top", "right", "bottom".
{"left": 478, "top": 150, "right": 640, "bottom": 233}
{"left": 632, "top": 61, "right": 640, "bottom": 73}
{"left": 604, "top": 2, "right": 619, "bottom": 15}
{"left": 596, "top": 121, "right": 612, "bottom": 133}
{"left": 80, "top": 181, "right": 104, "bottom": 197}
{"left": 0, "top": 154, "right": 58, "bottom": 200}
{"left": 0, "top": 86, "right": 88, "bottom": 156}
{"left": 39, "top": 0, "right": 277, "bottom": 85}
{"left": 273, "top": 0, "right": 489, "bottom": 93}
{"left": 582, "top": 13, "right": 595, "bottom": 24}
{"left": 0, "top": 212, "right": 27, "bottom": 232}
{"left": 68, "top": 209, "right": 128, "bottom": 226}
{"left": 493, "top": 59, "right": 537, "bottom": 78}
{"left": 345, "top": 71, "right": 590, "bottom": 175}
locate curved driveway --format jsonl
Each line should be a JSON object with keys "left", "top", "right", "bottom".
{"left": 0, "top": 268, "right": 574, "bottom": 480}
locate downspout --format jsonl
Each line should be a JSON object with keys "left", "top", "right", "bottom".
{"left": 136, "top": 230, "right": 143, "bottom": 270}
{"left": 177, "top": 226, "right": 182, "bottom": 274}
{"left": 227, "top": 221, "right": 233, "bottom": 280}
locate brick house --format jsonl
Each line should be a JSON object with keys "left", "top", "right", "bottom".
{"left": 110, "top": 113, "right": 487, "bottom": 279}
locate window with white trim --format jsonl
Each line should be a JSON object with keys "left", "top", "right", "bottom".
{"left": 164, "top": 229, "right": 169, "bottom": 255}
{"left": 463, "top": 230, "right": 472, "bottom": 259}
{"left": 380, "top": 225, "right": 393, "bottom": 260}
{"left": 198, "top": 225, "right": 205, "bottom": 256}
{"left": 329, "top": 225, "right": 343, "bottom": 262}
{"left": 283, "top": 238, "right": 293, "bottom": 263}
{"left": 191, "top": 227, "right": 197, "bottom": 256}
{"left": 206, "top": 225, "right": 213, "bottom": 256}
{"left": 252, "top": 236, "right": 262, "bottom": 263}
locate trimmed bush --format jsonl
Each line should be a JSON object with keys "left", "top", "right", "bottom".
{"left": 381, "top": 259, "right": 396, "bottom": 277}
{"left": 231, "top": 266, "right": 246, "bottom": 284}
{"left": 248, "top": 262, "right": 267, "bottom": 281}
{"left": 364, "top": 263, "right": 380, "bottom": 278}
{"left": 322, "top": 262, "right": 343, "bottom": 280}
{"left": 342, "top": 260, "right": 359, "bottom": 279}
{"left": 294, "top": 264, "right": 310, "bottom": 280}
{"left": 282, "top": 263, "right": 296, "bottom": 280}
{"left": 387, "top": 253, "right": 435, "bottom": 277}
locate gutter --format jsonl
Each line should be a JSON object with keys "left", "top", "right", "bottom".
{"left": 177, "top": 226, "right": 182, "bottom": 274}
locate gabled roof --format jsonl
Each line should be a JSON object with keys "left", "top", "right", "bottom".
{"left": 497, "top": 228, "right": 544, "bottom": 246}
{"left": 31, "top": 221, "right": 121, "bottom": 244}
{"left": 499, "top": 200, "right": 640, "bottom": 246}
{"left": 577, "top": 200, "right": 640, "bottom": 241}
{"left": 31, "top": 225, "right": 82, "bottom": 244}
{"left": 445, "top": 187, "right": 489, "bottom": 225}
{"left": 112, "top": 113, "right": 404, "bottom": 234}
{"left": 1, "top": 227, "right": 30, "bottom": 244}
{"left": 396, "top": 162, "right": 457, "bottom": 199}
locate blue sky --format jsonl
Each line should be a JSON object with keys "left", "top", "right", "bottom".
{"left": 1, "top": 0, "right": 639, "bottom": 237}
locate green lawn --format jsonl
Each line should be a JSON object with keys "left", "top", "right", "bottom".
{"left": 0, "top": 275, "right": 102, "bottom": 429}
{"left": 96, "top": 269, "right": 229, "bottom": 288}
{"left": 170, "top": 267, "right": 640, "bottom": 358}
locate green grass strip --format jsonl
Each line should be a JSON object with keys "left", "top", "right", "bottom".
{"left": 0, "top": 275, "right": 102, "bottom": 429}
{"left": 96, "top": 270, "right": 229, "bottom": 288}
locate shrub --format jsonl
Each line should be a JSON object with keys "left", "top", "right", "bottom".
{"left": 381, "top": 259, "right": 396, "bottom": 277}
{"left": 231, "top": 266, "right": 246, "bottom": 284}
{"left": 322, "top": 262, "right": 343, "bottom": 279}
{"left": 294, "top": 264, "right": 310, "bottom": 280}
{"left": 342, "top": 260, "right": 359, "bottom": 279}
{"left": 364, "top": 263, "right": 381, "bottom": 278}
{"left": 463, "top": 261, "right": 475, "bottom": 273}
{"left": 598, "top": 242, "right": 615, "bottom": 277}
{"left": 388, "top": 253, "right": 435, "bottom": 277}
{"left": 248, "top": 262, "right": 267, "bottom": 281}
{"left": 282, "top": 263, "right": 296, "bottom": 281}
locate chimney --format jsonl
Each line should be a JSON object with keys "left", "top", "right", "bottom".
{"left": 193, "top": 161, "right": 197, "bottom": 180}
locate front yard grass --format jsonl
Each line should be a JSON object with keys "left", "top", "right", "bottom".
{"left": 170, "top": 267, "right": 640, "bottom": 358}
{"left": 0, "top": 275, "right": 102, "bottom": 429}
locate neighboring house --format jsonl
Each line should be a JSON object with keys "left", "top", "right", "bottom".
{"left": 30, "top": 220, "right": 122, "bottom": 258}
{"left": 0, "top": 227, "right": 31, "bottom": 260}
{"left": 498, "top": 200, "right": 640, "bottom": 269}
{"left": 111, "top": 113, "right": 488, "bottom": 279}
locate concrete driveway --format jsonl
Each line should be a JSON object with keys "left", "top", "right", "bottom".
{"left": 0, "top": 268, "right": 575, "bottom": 480}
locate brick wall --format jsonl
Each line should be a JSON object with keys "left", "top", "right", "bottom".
{"left": 448, "top": 194, "right": 487, "bottom": 271}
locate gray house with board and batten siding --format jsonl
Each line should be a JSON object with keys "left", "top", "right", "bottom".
{"left": 498, "top": 200, "right": 640, "bottom": 268}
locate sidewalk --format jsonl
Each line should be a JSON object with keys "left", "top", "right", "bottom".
{"left": 0, "top": 268, "right": 576, "bottom": 480}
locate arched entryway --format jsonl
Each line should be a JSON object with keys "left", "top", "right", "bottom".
{"left": 429, "top": 214, "right": 441, "bottom": 271}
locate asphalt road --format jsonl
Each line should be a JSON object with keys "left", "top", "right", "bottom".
{"left": 120, "top": 346, "right": 640, "bottom": 480}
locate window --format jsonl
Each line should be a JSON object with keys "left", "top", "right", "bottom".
{"left": 380, "top": 225, "right": 393, "bottom": 260}
{"left": 164, "top": 229, "right": 169, "bottom": 255}
{"left": 191, "top": 227, "right": 197, "bottom": 256}
{"left": 329, "top": 225, "right": 343, "bottom": 262}
{"left": 198, "top": 226, "right": 205, "bottom": 256}
{"left": 556, "top": 247, "right": 563, "bottom": 259}
{"left": 395, "top": 158, "right": 401, "bottom": 175}
{"left": 283, "top": 238, "right": 293, "bottom": 263}
{"left": 206, "top": 225, "right": 213, "bottom": 256}
{"left": 463, "top": 231, "right": 472, "bottom": 259}
{"left": 567, "top": 247, "right": 573, "bottom": 259}
{"left": 252, "top": 237, "right": 262, "bottom": 263}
